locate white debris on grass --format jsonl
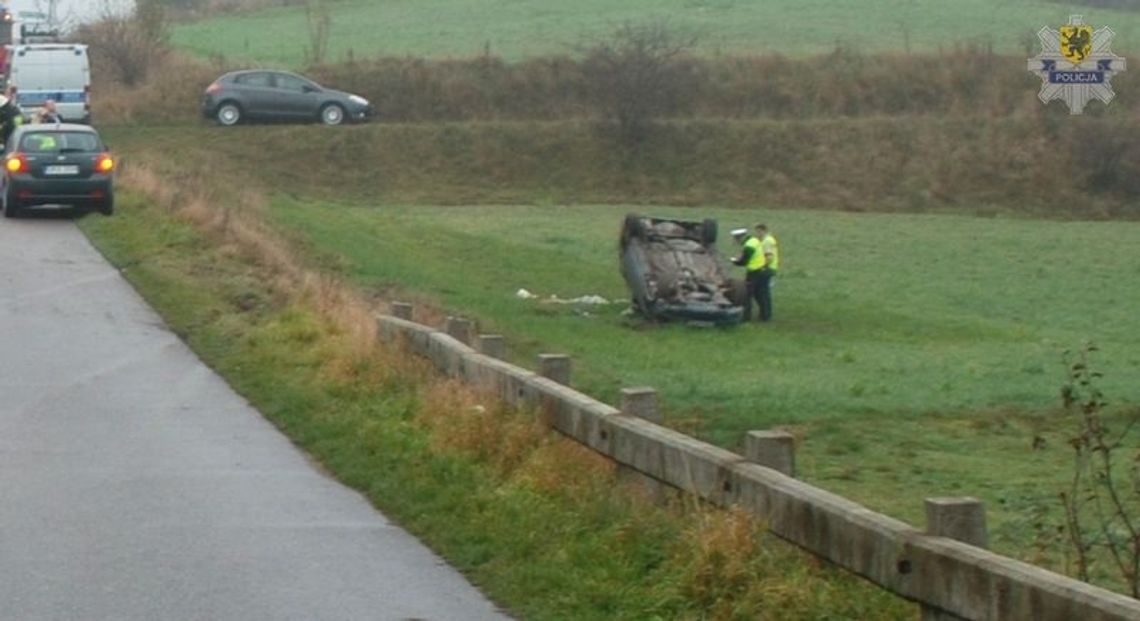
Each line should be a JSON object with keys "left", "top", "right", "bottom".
{"left": 515, "top": 289, "right": 616, "bottom": 305}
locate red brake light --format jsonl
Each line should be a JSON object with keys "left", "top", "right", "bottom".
{"left": 205, "top": 82, "right": 221, "bottom": 95}
{"left": 5, "top": 153, "right": 26, "bottom": 174}
{"left": 95, "top": 153, "right": 114, "bottom": 173}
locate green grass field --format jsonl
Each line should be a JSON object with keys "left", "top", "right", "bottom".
{"left": 259, "top": 198, "right": 1140, "bottom": 570}
{"left": 172, "top": 0, "right": 1140, "bottom": 65}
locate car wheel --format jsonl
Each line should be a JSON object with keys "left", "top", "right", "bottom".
{"left": 622, "top": 213, "right": 647, "bottom": 247}
{"left": 320, "top": 103, "right": 346, "bottom": 126}
{"left": 216, "top": 102, "right": 242, "bottom": 126}
{"left": 701, "top": 218, "right": 718, "bottom": 245}
{"left": 3, "top": 187, "right": 21, "bottom": 219}
{"left": 98, "top": 194, "right": 114, "bottom": 216}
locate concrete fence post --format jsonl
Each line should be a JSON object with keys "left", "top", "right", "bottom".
{"left": 445, "top": 317, "right": 474, "bottom": 345}
{"left": 537, "top": 354, "right": 571, "bottom": 385}
{"left": 478, "top": 335, "right": 506, "bottom": 360}
{"left": 390, "top": 302, "right": 413, "bottom": 320}
{"left": 615, "top": 386, "right": 666, "bottom": 503}
{"left": 921, "top": 497, "right": 988, "bottom": 621}
{"left": 620, "top": 387, "right": 661, "bottom": 424}
{"left": 743, "top": 431, "right": 796, "bottom": 477}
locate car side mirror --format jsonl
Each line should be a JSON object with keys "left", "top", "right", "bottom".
{"left": 303, "top": 85, "right": 319, "bottom": 93}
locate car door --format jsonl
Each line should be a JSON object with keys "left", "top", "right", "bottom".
{"left": 271, "top": 73, "right": 322, "bottom": 120}
{"left": 231, "top": 72, "right": 277, "bottom": 119}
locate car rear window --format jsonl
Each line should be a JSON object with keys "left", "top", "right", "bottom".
{"left": 20, "top": 131, "right": 101, "bottom": 153}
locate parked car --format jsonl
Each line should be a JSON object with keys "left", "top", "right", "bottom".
{"left": 2, "top": 123, "right": 114, "bottom": 218}
{"left": 619, "top": 214, "right": 743, "bottom": 326}
{"left": 201, "top": 70, "right": 374, "bottom": 126}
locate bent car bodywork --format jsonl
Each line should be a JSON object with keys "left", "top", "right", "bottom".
{"left": 619, "top": 214, "right": 743, "bottom": 326}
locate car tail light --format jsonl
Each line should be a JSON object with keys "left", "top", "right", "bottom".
{"left": 5, "top": 153, "right": 27, "bottom": 174}
{"left": 205, "top": 82, "right": 221, "bottom": 95}
{"left": 95, "top": 153, "right": 114, "bottom": 173}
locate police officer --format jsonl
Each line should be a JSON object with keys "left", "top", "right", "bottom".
{"left": 731, "top": 227, "right": 766, "bottom": 322}
{"left": 755, "top": 223, "right": 779, "bottom": 322}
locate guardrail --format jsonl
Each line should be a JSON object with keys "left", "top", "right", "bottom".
{"left": 378, "top": 304, "right": 1140, "bottom": 621}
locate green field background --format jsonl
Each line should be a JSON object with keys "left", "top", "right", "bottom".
{"left": 173, "top": 0, "right": 1140, "bottom": 64}
{"left": 260, "top": 199, "right": 1140, "bottom": 558}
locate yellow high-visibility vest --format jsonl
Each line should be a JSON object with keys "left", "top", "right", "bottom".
{"left": 761, "top": 234, "right": 779, "bottom": 270}
{"left": 744, "top": 237, "right": 764, "bottom": 271}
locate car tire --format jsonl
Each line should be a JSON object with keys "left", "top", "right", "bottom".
{"left": 216, "top": 102, "right": 242, "bottom": 126}
{"left": 701, "top": 218, "right": 718, "bottom": 245}
{"left": 3, "top": 187, "right": 21, "bottom": 219}
{"left": 98, "top": 194, "right": 114, "bottom": 216}
{"left": 320, "top": 103, "right": 346, "bottom": 126}
{"left": 623, "top": 213, "right": 646, "bottom": 241}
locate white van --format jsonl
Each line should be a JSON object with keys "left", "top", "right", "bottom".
{"left": 8, "top": 44, "right": 91, "bottom": 123}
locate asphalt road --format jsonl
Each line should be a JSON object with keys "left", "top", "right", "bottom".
{"left": 0, "top": 218, "right": 511, "bottom": 620}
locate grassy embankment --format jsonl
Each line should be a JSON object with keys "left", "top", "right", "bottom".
{"left": 77, "top": 150, "right": 914, "bottom": 620}
{"left": 99, "top": 122, "right": 1140, "bottom": 592}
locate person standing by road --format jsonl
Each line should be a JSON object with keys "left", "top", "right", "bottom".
{"left": 755, "top": 223, "right": 779, "bottom": 322}
{"left": 35, "top": 99, "right": 62, "bottom": 124}
{"left": 731, "top": 227, "right": 765, "bottom": 322}
{"left": 0, "top": 94, "right": 23, "bottom": 147}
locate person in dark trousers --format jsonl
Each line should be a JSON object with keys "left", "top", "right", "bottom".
{"left": 754, "top": 223, "right": 779, "bottom": 322}
{"left": 0, "top": 94, "right": 23, "bottom": 147}
{"left": 731, "top": 227, "right": 765, "bottom": 322}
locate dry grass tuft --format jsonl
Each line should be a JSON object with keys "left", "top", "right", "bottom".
{"left": 514, "top": 438, "right": 616, "bottom": 498}
{"left": 417, "top": 380, "right": 549, "bottom": 475}
{"left": 676, "top": 506, "right": 767, "bottom": 618}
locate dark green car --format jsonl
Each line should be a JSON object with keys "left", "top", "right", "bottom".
{"left": 2, "top": 123, "right": 114, "bottom": 218}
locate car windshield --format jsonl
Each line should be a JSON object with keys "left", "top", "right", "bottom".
{"left": 20, "top": 131, "right": 100, "bottom": 153}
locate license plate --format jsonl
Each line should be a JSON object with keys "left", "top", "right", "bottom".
{"left": 44, "top": 165, "right": 78, "bottom": 175}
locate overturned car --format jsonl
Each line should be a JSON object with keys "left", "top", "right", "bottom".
{"left": 619, "top": 214, "right": 744, "bottom": 326}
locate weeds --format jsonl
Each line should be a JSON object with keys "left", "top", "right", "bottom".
{"left": 1056, "top": 343, "right": 1140, "bottom": 597}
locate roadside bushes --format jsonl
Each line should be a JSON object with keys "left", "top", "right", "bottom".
{"left": 76, "top": 0, "right": 170, "bottom": 87}
{"left": 308, "top": 43, "right": 1116, "bottom": 123}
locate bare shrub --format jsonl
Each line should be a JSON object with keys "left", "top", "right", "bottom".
{"left": 581, "top": 21, "right": 702, "bottom": 147}
{"left": 303, "top": 0, "right": 331, "bottom": 67}
{"left": 75, "top": 0, "right": 169, "bottom": 87}
{"left": 1056, "top": 343, "right": 1140, "bottom": 597}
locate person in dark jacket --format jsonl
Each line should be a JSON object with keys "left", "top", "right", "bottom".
{"left": 0, "top": 94, "right": 23, "bottom": 147}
